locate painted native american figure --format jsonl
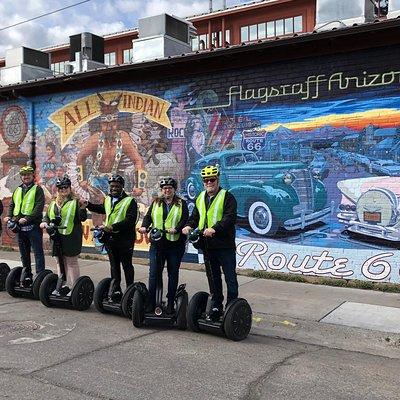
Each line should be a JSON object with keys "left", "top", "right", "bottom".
{"left": 76, "top": 93, "right": 146, "bottom": 199}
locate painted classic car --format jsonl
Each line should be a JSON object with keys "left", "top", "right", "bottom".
{"left": 370, "top": 159, "right": 400, "bottom": 176}
{"left": 309, "top": 153, "right": 329, "bottom": 180}
{"left": 185, "top": 150, "right": 332, "bottom": 236}
{"left": 337, "top": 176, "right": 400, "bottom": 241}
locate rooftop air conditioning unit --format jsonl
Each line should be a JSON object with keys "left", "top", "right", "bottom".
{"left": 0, "top": 47, "right": 53, "bottom": 85}
{"left": 132, "top": 14, "right": 195, "bottom": 63}
{"left": 387, "top": 0, "right": 400, "bottom": 19}
{"left": 67, "top": 32, "right": 105, "bottom": 73}
{"left": 315, "top": 0, "right": 374, "bottom": 31}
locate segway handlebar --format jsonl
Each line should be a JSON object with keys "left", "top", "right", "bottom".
{"left": 6, "top": 219, "right": 20, "bottom": 233}
{"left": 148, "top": 227, "right": 167, "bottom": 243}
{"left": 46, "top": 223, "right": 67, "bottom": 238}
{"left": 187, "top": 228, "right": 203, "bottom": 244}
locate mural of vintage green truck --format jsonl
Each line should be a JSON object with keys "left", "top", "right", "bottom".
{"left": 184, "top": 150, "right": 332, "bottom": 236}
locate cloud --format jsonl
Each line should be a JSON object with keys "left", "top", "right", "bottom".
{"left": 0, "top": 0, "right": 247, "bottom": 57}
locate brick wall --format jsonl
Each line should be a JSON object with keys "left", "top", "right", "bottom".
{"left": 1, "top": 43, "right": 400, "bottom": 282}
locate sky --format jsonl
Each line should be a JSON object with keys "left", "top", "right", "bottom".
{"left": 0, "top": 0, "right": 250, "bottom": 57}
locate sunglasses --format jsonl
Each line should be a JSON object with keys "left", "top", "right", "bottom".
{"left": 57, "top": 186, "right": 70, "bottom": 190}
{"left": 203, "top": 178, "right": 217, "bottom": 184}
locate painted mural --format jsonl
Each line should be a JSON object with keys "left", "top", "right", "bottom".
{"left": 1, "top": 54, "right": 400, "bottom": 282}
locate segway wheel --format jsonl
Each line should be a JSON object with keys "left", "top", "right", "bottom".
{"left": 94, "top": 277, "right": 112, "bottom": 313}
{"left": 32, "top": 269, "right": 52, "bottom": 300}
{"left": 187, "top": 291, "right": 209, "bottom": 332}
{"left": 223, "top": 298, "right": 252, "bottom": 342}
{"left": 39, "top": 273, "right": 58, "bottom": 307}
{"left": 131, "top": 290, "right": 145, "bottom": 328}
{"left": 71, "top": 276, "right": 94, "bottom": 311}
{"left": 5, "top": 267, "right": 23, "bottom": 297}
{"left": 121, "top": 284, "right": 136, "bottom": 318}
{"left": 0, "top": 263, "right": 10, "bottom": 291}
{"left": 176, "top": 290, "right": 188, "bottom": 330}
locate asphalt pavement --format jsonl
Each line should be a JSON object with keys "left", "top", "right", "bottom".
{"left": 0, "top": 249, "right": 400, "bottom": 399}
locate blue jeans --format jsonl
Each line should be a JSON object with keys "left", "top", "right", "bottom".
{"left": 17, "top": 225, "right": 45, "bottom": 274}
{"left": 206, "top": 248, "right": 238, "bottom": 309}
{"left": 148, "top": 243, "right": 185, "bottom": 306}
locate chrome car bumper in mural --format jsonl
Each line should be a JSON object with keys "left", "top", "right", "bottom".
{"left": 337, "top": 177, "right": 400, "bottom": 242}
{"left": 285, "top": 204, "right": 333, "bottom": 230}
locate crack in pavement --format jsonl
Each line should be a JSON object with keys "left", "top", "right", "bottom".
{"left": 0, "top": 368, "right": 117, "bottom": 400}
{"left": 25, "top": 330, "right": 159, "bottom": 376}
{"left": 26, "top": 374, "right": 120, "bottom": 400}
{"left": 0, "top": 330, "right": 160, "bottom": 400}
{"left": 0, "top": 299, "right": 29, "bottom": 307}
{"left": 238, "top": 278, "right": 259, "bottom": 288}
{"left": 239, "top": 348, "right": 322, "bottom": 400}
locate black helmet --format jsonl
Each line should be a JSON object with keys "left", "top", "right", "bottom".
{"left": 56, "top": 175, "right": 71, "bottom": 189}
{"left": 159, "top": 177, "right": 177, "bottom": 189}
{"left": 108, "top": 174, "right": 125, "bottom": 187}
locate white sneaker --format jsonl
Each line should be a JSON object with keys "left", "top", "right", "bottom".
{"left": 51, "top": 289, "right": 60, "bottom": 296}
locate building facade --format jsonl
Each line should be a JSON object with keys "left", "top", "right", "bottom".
{"left": 0, "top": 14, "right": 400, "bottom": 283}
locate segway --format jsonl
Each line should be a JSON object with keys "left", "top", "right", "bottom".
{"left": 39, "top": 221, "right": 94, "bottom": 310}
{"left": 5, "top": 220, "right": 52, "bottom": 299}
{"left": 187, "top": 229, "right": 252, "bottom": 341}
{"left": 131, "top": 228, "right": 188, "bottom": 329}
{"left": 0, "top": 262, "right": 10, "bottom": 291}
{"left": 92, "top": 227, "right": 137, "bottom": 318}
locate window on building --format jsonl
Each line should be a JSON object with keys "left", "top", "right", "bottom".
{"left": 240, "top": 26, "right": 249, "bottom": 42}
{"left": 191, "top": 36, "right": 199, "bottom": 51}
{"left": 258, "top": 23, "right": 266, "bottom": 39}
{"left": 275, "top": 19, "right": 284, "bottom": 36}
{"left": 104, "top": 52, "right": 116, "bottom": 65}
{"left": 51, "top": 61, "right": 67, "bottom": 75}
{"left": 211, "top": 31, "right": 221, "bottom": 48}
{"left": 199, "top": 33, "right": 209, "bottom": 50}
{"left": 123, "top": 48, "right": 133, "bottom": 63}
{"left": 374, "top": 0, "right": 388, "bottom": 17}
{"left": 294, "top": 16, "right": 303, "bottom": 33}
{"left": 241, "top": 15, "right": 303, "bottom": 42}
{"left": 266, "top": 21, "right": 275, "bottom": 38}
{"left": 225, "top": 29, "right": 231, "bottom": 45}
{"left": 249, "top": 24, "right": 258, "bottom": 41}
{"left": 192, "top": 30, "right": 231, "bottom": 50}
{"left": 284, "top": 17, "right": 294, "bottom": 34}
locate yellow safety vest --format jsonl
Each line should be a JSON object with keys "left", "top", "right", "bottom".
{"left": 12, "top": 185, "right": 37, "bottom": 216}
{"left": 48, "top": 199, "right": 77, "bottom": 236}
{"left": 196, "top": 189, "right": 226, "bottom": 230}
{"left": 151, "top": 201, "right": 182, "bottom": 241}
{"left": 104, "top": 196, "right": 133, "bottom": 225}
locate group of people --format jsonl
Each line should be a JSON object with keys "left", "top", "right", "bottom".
{"left": 3, "top": 164, "right": 239, "bottom": 315}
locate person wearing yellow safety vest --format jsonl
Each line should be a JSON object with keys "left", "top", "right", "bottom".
{"left": 81, "top": 174, "right": 137, "bottom": 300}
{"left": 182, "top": 165, "right": 238, "bottom": 319}
{"left": 139, "top": 177, "right": 188, "bottom": 314}
{"left": 4, "top": 166, "right": 46, "bottom": 283}
{"left": 40, "top": 176, "right": 87, "bottom": 294}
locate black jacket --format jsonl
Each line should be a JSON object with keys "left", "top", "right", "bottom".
{"left": 88, "top": 191, "right": 137, "bottom": 250}
{"left": 141, "top": 196, "right": 189, "bottom": 247}
{"left": 187, "top": 188, "right": 237, "bottom": 250}
{"left": 8, "top": 183, "right": 45, "bottom": 226}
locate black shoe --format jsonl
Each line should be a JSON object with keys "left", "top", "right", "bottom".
{"left": 166, "top": 302, "right": 175, "bottom": 315}
{"left": 109, "top": 290, "right": 122, "bottom": 303}
{"left": 59, "top": 286, "right": 70, "bottom": 296}
{"left": 209, "top": 307, "right": 223, "bottom": 322}
{"left": 21, "top": 277, "right": 33, "bottom": 288}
